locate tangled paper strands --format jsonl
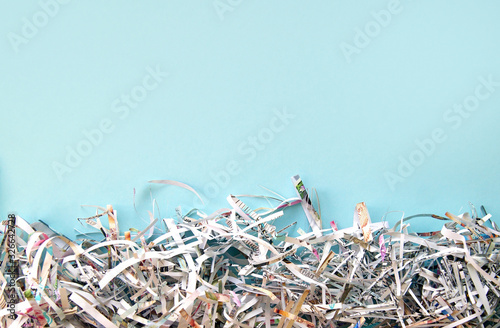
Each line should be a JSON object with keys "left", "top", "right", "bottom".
{"left": 2, "top": 175, "right": 500, "bottom": 328}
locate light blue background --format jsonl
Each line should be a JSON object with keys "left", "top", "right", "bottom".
{"left": 1, "top": 0, "right": 499, "bottom": 239}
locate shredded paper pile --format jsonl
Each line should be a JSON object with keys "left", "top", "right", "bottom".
{"left": 2, "top": 175, "right": 500, "bottom": 328}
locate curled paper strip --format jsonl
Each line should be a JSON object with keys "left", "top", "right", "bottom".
{"left": 1, "top": 176, "right": 500, "bottom": 328}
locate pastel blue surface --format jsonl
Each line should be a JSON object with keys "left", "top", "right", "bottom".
{"left": 1, "top": 0, "right": 499, "bottom": 239}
